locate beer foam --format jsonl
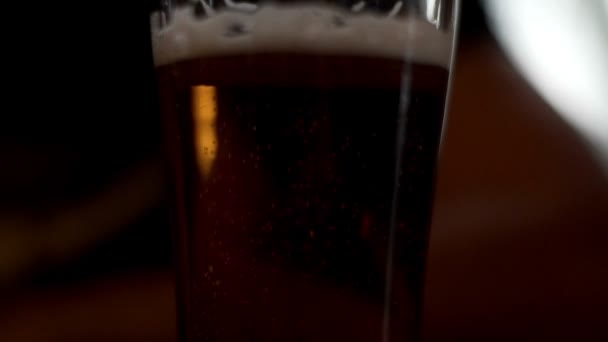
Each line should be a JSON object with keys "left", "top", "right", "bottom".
{"left": 152, "top": 4, "right": 452, "bottom": 67}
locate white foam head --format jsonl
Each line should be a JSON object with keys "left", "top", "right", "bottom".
{"left": 152, "top": 4, "right": 452, "bottom": 68}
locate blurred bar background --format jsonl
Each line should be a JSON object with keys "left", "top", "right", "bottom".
{"left": 0, "top": 1, "right": 607, "bottom": 341}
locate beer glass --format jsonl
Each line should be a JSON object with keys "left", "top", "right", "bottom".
{"left": 150, "top": 1, "right": 460, "bottom": 341}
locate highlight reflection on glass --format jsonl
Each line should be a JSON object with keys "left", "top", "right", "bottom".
{"left": 193, "top": 85, "right": 218, "bottom": 177}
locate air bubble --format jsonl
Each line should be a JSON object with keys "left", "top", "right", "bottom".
{"left": 224, "top": 21, "right": 251, "bottom": 37}
{"left": 332, "top": 15, "right": 346, "bottom": 28}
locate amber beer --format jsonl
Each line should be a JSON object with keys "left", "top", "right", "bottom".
{"left": 154, "top": 4, "right": 451, "bottom": 341}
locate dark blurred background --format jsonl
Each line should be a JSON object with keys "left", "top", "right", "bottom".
{"left": 1, "top": 1, "right": 607, "bottom": 341}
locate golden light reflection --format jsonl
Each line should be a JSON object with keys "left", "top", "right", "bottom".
{"left": 192, "top": 85, "right": 218, "bottom": 178}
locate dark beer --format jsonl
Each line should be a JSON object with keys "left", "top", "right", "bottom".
{"left": 154, "top": 5, "right": 450, "bottom": 342}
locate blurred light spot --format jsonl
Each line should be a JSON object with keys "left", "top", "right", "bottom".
{"left": 484, "top": 0, "right": 608, "bottom": 169}
{"left": 193, "top": 85, "right": 218, "bottom": 177}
